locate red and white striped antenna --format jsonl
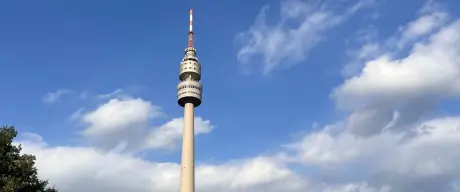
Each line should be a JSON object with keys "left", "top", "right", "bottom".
{"left": 188, "top": 9, "right": 194, "bottom": 47}
{"left": 189, "top": 9, "right": 193, "bottom": 33}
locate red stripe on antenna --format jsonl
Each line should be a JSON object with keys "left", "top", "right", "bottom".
{"left": 188, "top": 9, "right": 194, "bottom": 47}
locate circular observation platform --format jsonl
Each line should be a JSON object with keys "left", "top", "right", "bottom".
{"left": 177, "top": 80, "right": 202, "bottom": 107}
{"left": 179, "top": 60, "right": 201, "bottom": 81}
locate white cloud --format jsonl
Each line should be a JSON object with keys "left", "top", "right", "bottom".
{"left": 236, "top": 0, "right": 375, "bottom": 74}
{"left": 95, "top": 89, "right": 126, "bottom": 99}
{"left": 17, "top": 115, "right": 460, "bottom": 192}
{"left": 396, "top": 11, "right": 448, "bottom": 47}
{"left": 333, "top": 4, "right": 460, "bottom": 136}
{"left": 77, "top": 97, "right": 213, "bottom": 152}
{"left": 81, "top": 97, "right": 162, "bottom": 137}
{"left": 42, "top": 89, "right": 74, "bottom": 104}
{"left": 343, "top": 42, "right": 381, "bottom": 77}
{"left": 79, "top": 97, "right": 161, "bottom": 151}
{"left": 79, "top": 88, "right": 138, "bottom": 101}
{"left": 143, "top": 117, "right": 213, "bottom": 150}
{"left": 321, "top": 183, "right": 390, "bottom": 192}
{"left": 283, "top": 116, "right": 460, "bottom": 191}
{"left": 343, "top": 3, "right": 449, "bottom": 77}
{"left": 342, "top": 25, "right": 382, "bottom": 76}
{"left": 267, "top": 2, "right": 460, "bottom": 191}
{"left": 18, "top": 136, "right": 308, "bottom": 192}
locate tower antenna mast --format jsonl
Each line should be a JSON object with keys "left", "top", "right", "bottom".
{"left": 188, "top": 9, "right": 193, "bottom": 47}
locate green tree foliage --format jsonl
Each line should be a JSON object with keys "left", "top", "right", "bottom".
{"left": 0, "top": 126, "right": 57, "bottom": 192}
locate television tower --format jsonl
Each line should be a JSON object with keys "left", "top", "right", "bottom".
{"left": 177, "top": 9, "right": 201, "bottom": 192}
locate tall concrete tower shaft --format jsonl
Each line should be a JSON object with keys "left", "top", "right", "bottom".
{"left": 177, "top": 9, "right": 201, "bottom": 192}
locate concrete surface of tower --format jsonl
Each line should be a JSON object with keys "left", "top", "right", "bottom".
{"left": 177, "top": 8, "right": 201, "bottom": 192}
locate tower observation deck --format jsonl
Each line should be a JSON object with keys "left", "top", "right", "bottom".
{"left": 177, "top": 9, "right": 200, "bottom": 192}
{"left": 177, "top": 46, "right": 202, "bottom": 107}
{"left": 177, "top": 9, "right": 202, "bottom": 108}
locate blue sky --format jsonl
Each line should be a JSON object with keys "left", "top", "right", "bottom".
{"left": 3, "top": 0, "right": 460, "bottom": 191}
{"left": 1, "top": 0, "right": 339, "bottom": 157}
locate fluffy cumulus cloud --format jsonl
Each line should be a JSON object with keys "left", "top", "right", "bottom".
{"left": 17, "top": 134, "right": 309, "bottom": 192}
{"left": 70, "top": 95, "right": 214, "bottom": 152}
{"left": 333, "top": 2, "right": 460, "bottom": 136}
{"left": 298, "top": 1, "right": 460, "bottom": 190}
{"left": 18, "top": 135, "right": 396, "bottom": 192}
{"left": 81, "top": 98, "right": 161, "bottom": 137}
{"left": 342, "top": 1, "right": 449, "bottom": 77}
{"left": 16, "top": 1, "right": 460, "bottom": 192}
{"left": 284, "top": 117, "right": 460, "bottom": 191}
{"left": 236, "top": 0, "right": 375, "bottom": 74}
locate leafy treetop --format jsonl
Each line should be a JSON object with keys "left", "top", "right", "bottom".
{"left": 0, "top": 126, "right": 57, "bottom": 192}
